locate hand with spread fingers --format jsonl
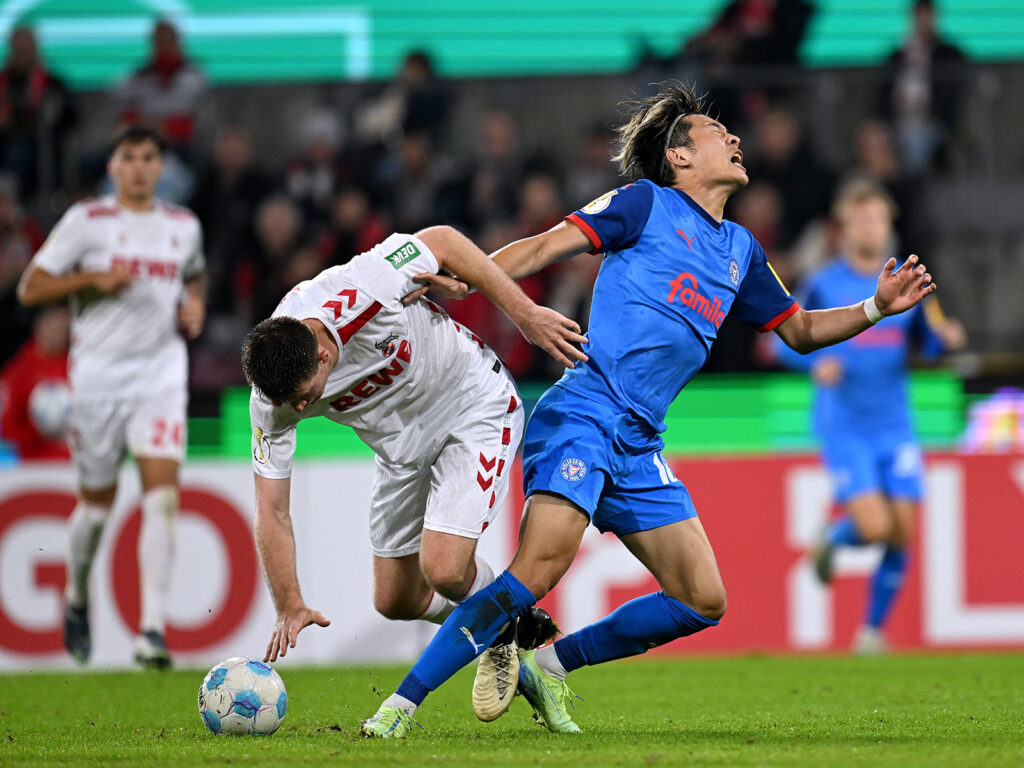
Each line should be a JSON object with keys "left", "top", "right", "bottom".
{"left": 874, "top": 254, "right": 936, "bottom": 316}
{"left": 514, "top": 305, "right": 589, "bottom": 369}
{"left": 264, "top": 604, "right": 331, "bottom": 663}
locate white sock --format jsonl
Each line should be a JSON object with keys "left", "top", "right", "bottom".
{"left": 416, "top": 555, "right": 496, "bottom": 624}
{"left": 533, "top": 643, "right": 568, "bottom": 680}
{"left": 461, "top": 555, "right": 495, "bottom": 601}
{"left": 416, "top": 590, "right": 456, "bottom": 625}
{"left": 138, "top": 485, "right": 178, "bottom": 634}
{"left": 382, "top": 693, "right": 417, "bottom": 716}
{"left": 65, "top": 501, "right": 110, "bottom": 608}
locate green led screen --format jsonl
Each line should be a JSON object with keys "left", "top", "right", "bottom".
{"left": 0, "top": 0, "right": 1021, "bottom": 89}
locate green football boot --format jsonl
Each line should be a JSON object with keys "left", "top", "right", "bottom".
{"left": 361, "top": 704, "right": 420, "bottom": 739}
{"left": 517, "top": 649, "right": 582, "bottom": 734}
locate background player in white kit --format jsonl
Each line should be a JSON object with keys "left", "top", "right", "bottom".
{"left": 17, "top": 125, "right": 206, "bottom": 669}
{"left": 241, "top": 225, "right": 585, "bottom": 719}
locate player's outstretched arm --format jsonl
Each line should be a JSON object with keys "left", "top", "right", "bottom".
{"left": 418, "top": 225, "right": 589, "bottom": 368}
{"left": 776, "top": 254, "right": 936, "bottom": 354}
{"left": 17, "top": 264, "right": 134, "bottom": 306}
{"left": 253, "top": 473, "right": 330, "bottom": 662}
{"left": 490, "top": 220, "right": 594, "bottom": 279}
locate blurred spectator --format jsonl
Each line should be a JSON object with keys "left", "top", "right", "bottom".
{"left": 0, "top": 174, "right": 44, "bottom": 364}
{"left": 373, "top": 131, "right": 459, "bottom": 234}
{"left": 747, "top": 106, "right": 835, "bottom": 249}
{"left": 285, "top": 107, "right": 344, "bottom": 227}
{"left": 679, "top": 0, "right": 814, "bottom": 123}
{"left": 683, "top": 0, "right": 813, "bottom": 68}
{"left": 563, "top": 124, "right": 620, "bottom": 210}
{"left": 354, "top": 50, "right": 452, "bottom": 147}
{"left": 840, "top": 119, "right": 922, "bottom": 252}
{"left": 114, "top": 19, "right": 207, "bottom": 159}
{"left": 316, "top": 184, "right": 391, "bottom": 266}
{"left": 191, "top": 124, "right": 271, "bottom": 315}
{"left": 882, "top": 0, "right": 969, "bottom": 175}
{"left": 464, "top": 109, "right": 529, "bottom": 229}
{"left": 248, "top": 195, "right": 308, "bottom": 323}
{"left": 0, "top": 305, "right": 70, "bottom": 460}
{"left": 0, "top": 25, "right": 74, "bottom": 203}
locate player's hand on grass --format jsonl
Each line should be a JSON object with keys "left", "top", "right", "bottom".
{"left": 91, "top": 265, "right": 134, "bottom": 296}
{"left": 178, "top": 294, "right": 206, "bottom": 339}
{"left": 264, "top": 604, "right": 331, "bottom": 662}
{"left": 516, "top": 305, "right": 589, "bottom": 368}
{"left": 874, "top": 254, "right": 936, "bottom": 316}
{"left": 402, "top": 272, "right": 470, "bottom": 305}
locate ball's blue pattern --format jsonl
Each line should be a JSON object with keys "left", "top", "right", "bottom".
{"left": 205, "top": 666, "right": 227, "bottom": 690}
{"left": 246, "top": 660, "right": 273, "bottom": 676}
{"left": 231, "top": 689, "right": 261, "bottom": 718}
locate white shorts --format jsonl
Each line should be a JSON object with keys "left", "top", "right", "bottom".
{"left": 368, "top": 368, "right": 524, "bottom": 558}
{"left": 67, "top": 390, "right": 188, "bottom": 490}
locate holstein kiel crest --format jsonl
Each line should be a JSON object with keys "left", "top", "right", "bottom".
{"left": 560, "top": 457, "right": 587, "bottom": 482}
{"left": 729, "top": 258, "right": 740, "bottom": 286}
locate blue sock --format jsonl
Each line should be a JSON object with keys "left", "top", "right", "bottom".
{"left": 866, "top": 547, "right": 907, "bottom": 629}
{"left": 552, "top": 591, "right": 719, "bottom": 673}
{"left": 828, "top": 515, "right": 864, "bottom": 547}
{"left": 394, "top": 571, "right": 536, "bottom": 705}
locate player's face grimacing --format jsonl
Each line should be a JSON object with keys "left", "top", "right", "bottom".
{"left": 288, "top": 358, "right": 332, "bottom": 412}
{"left": 686, "top": 118, "right": 748, "bottom": 190}
{"left": 108, "top": 139, "right": 163, "bottom": 205}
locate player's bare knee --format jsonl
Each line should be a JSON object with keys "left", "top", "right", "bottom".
{"left": 421, "top": 562, "right": 472, "bottom": 602}
{"left": 694, "top": 588, "right": 727, "bottom": 622}
{"left": 858, "top": 516, "right": 892, "bottom": 542}
{"left": 373, "top": 593, "right": 420, "bottom": 621}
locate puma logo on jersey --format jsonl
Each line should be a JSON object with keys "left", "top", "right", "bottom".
{"left": 328, "top": 339, "right": 412, "bottom": 412}
{"left": 676, "top": 229, "right": 695, "bottom": 250}
{"left": 460, "top": 626, "right": 486, "bottom": 654}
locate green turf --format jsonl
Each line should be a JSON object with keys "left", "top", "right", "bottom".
{"left": 1, "top": 654, "right": 1022, "bottom": 767}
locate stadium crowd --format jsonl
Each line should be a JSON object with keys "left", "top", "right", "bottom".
{"left": 0, "top": 1, "right": 986, "bottom": 437}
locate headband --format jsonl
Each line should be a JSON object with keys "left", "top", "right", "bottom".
{"left": 661, "top": 112, "right": 688, "bottom": 178}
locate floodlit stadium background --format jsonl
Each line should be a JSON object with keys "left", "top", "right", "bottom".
{"left": 1, "top": 0, "right": 1022, "bottom": 669}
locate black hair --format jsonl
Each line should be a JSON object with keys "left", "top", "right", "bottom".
{"left": 241, "top": 317, "right": 319, "bottom": 403}
{"left": 612, "top": 81, "right": 707, "bottom": 186}
{"left": 110, "top": 124, "right": 166, "bottom": 156}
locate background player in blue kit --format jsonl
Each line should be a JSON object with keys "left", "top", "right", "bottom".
{"left": 362, "top": 82, "right": 940, "bottom": 738}
{"left": 777, "top": 180, "right": 965, "bottom": 654}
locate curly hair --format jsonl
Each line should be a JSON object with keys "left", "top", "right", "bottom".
{"left": 612, "top": 82, "right": 707, "bottom": 186}
{"left": 241, "top": 316, "right": 318, "bottom": 403}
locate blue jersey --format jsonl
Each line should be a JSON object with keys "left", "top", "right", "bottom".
{"left": 777, "top": 256, "right": 945, "bottom": 438}
{"left": 559, "top": 179, "right": 797, "bottom": 433}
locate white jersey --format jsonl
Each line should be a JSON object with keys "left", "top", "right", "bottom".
{"left": 251, "top": 233, "right": 507, "bottom": 477}
{"left": 29, "top": 194, "right": 204, "bottom": 398}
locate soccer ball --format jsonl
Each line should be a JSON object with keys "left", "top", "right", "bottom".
{"left": 198, "top": 657, "right": 287, "bottom": 735}
{"left": 28, "top": 380, "right": 70, "bottom": 439}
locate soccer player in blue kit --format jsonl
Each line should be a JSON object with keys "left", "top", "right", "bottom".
{"left": 777, "top": 180, "right": 965, "bottom": 654}
{"left": 362, "top": 82, "right": 940, "bottom": 738}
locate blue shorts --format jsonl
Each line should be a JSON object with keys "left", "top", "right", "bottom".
{"left": 821, "top": 430, "right": 924, "bottom": 503}
{"left": 522, "top": 386, "right": 697, "bottom": 537}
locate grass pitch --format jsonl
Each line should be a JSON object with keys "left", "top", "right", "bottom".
{"left": 1, "top": 653, "right": 1021, "bottom": 767}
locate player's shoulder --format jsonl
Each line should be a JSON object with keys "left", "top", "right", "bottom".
{"left": 69, "top": 195, "right": 119, "bottom": 221}
{"left": 158, "top": 200, "right": 199, "bottom": 223}
{"left": 720, "top": 218, "right": 759, "bottom": 253}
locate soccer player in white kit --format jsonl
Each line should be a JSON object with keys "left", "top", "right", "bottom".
{"left": 17, "top": 125, "right": 206, "bottom": 668}
{"left": 242, "top": 225, "right": 586, "bottom": 719}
